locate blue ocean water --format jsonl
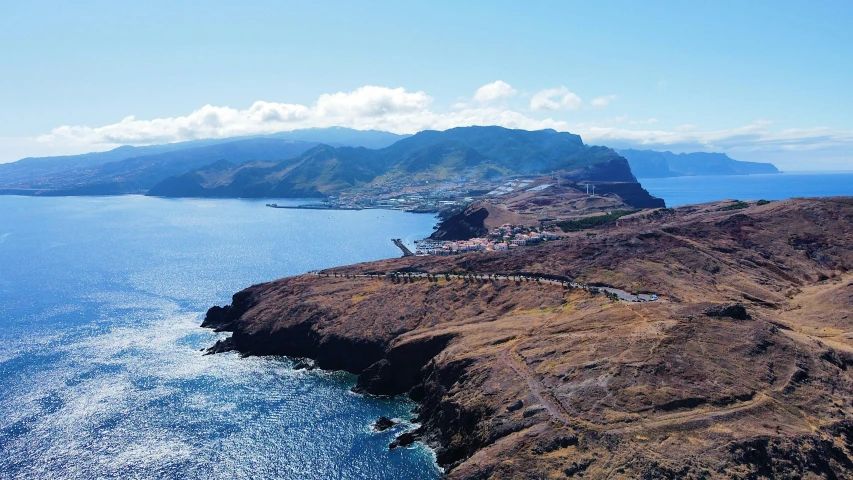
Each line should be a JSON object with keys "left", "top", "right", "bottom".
{"left": 639, "top": 171, "right": 853, "bottom": 207}
{"left": 0, "top": 196, "right": 442, "bottom": 480}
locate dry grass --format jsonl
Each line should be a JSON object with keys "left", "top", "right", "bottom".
{"left": 216, "top": 197, "right": 853, "bottom": 479}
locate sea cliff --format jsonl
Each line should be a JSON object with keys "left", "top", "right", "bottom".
{"left": 205, "top": 197, "right": 853, "bottom": 479}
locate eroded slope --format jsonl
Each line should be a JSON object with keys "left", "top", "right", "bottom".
{"left": 206, "top": 197, "right": 853, "bottom": 479}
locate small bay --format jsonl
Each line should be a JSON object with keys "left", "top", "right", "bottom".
{"left": 0, "top": 195, "right": 441, "bottom": 480}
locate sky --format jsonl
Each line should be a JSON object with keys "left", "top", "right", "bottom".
{"left": 0, "top": 1, "right": 851, "bottom": 170}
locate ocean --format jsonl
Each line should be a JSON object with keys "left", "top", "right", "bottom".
{"left": 0, "top": 196, "right": 442, "bottom": 480}
{"left": 639, "top": 171, "right": 853, "bottom": 207}
{"left": 2, "top": 172, "right": 850, "bottom": 478}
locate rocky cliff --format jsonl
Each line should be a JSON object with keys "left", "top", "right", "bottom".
{"left": 428, "top": 180, "right": 664, "bottom": 241}
{"left": 618, "top": 149, "right": 781, "bottom": 178}
{"left": 204, "top": 197, "right": 853, "bottom": 479}
{"left": 583, "top": 181, "right": 666, "bottom": 208}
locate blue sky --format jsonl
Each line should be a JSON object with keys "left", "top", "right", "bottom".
{"left": 1, "top": 0, "right": 851, "bottom": 169}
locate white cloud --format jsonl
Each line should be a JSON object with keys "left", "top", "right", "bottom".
{"left": 314, "top": 86, "right": 431, "bottom": 117}
{"left": 37, "top": 86, "right": 435, "bottom": 146}
{"left": 629, "top": 118, "right": 658, "bottom": 125}
{"left": 530, "top": 86, "right": 582, "bottom": 111}
{"left": 590, "top": 95, "right": 618, "bottom": 108}
{"left": 473, "top": 80, "right": 517, "bottom": 103}
{"left": 7, "top": 84, "right": 849, "bottom": 171}
{"left": 574, "top": 121, "right": 853, "bottom": 157}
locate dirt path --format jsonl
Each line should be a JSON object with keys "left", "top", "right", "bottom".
{"left": 501, "top": 345, "right": 575, "bottom": 426}
{"left": 604, "top": 392, "right": 771, "bottom": 435}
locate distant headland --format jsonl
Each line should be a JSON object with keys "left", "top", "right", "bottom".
{"left": 0, "top": 126, "right": 778, "bottom": 217}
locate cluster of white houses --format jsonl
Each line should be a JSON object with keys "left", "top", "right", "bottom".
{"left": 416, "top": 224, "right": 562, "bottom": 256}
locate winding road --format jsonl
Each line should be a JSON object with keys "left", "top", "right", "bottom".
{"left": 311, "top": 270, "right": 659, "bottom": 303}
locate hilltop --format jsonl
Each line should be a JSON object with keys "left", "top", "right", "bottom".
{"left": 204, "top": 197, "right": 853, "bottom": 479}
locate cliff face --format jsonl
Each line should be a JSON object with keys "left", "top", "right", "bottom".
{"left": 564, "top": 157, "right": 637, "bottom": 183}
{"left": 428, "top": 179, "right": 664, "bottom": 242}
{"left": 618, "top": 149, "right": 781, "bottom": 178}
{"left": 205, "top": 197, "right": 853, "bottom": 479}
{"left": 589, "top": 182, "right": 666, "bottom": 208}
{"left": 428, "top": 204, "right": 492, "bottom": 241}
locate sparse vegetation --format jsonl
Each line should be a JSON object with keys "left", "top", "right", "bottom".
{"left": 649, "top": 207, "right": 676, "bottom": 217}
{"left": 213, "top": 198, "right": 853, "bottom": 480}
{"left": 756, "top": 199, "right": 772, "bottom": 206}
{"left": 555, "top": 210, "right": 636, "bottom": 232}
{"left": 719, "top": 201, "right": 750, "bottom": 211}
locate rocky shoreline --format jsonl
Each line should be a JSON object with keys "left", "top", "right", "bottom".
{"left": 203, "top": 198, "right": 853, "bottom": 479}
{"left": 201, "top": 284, "right": 467, "bottom": 465}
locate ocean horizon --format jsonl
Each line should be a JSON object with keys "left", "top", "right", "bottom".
{"left": 639, "top": 171, "right": 853, "bottom": 207}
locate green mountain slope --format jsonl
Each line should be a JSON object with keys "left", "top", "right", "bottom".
{"left": 148, "top": 126, "right": 640, "bottom": 198}
{"left": 0, "top": 128, "right": 407, "bottom": 195}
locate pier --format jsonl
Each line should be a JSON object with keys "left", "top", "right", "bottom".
{"left": 392, "top": 239, "right": 414, "bottom": 257}
{"left": 266, "top": 203, "right": 363, "bottom": 210}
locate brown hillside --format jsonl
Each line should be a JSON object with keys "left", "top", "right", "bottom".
{"left": 205, "top": 197, "right": 853, "bottom": 479}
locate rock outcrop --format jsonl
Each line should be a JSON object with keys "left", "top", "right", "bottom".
{"left": 586, "top": 181, "right": 666, "bottom": 209}
{"left": 429, "top": 205, "right": 490, "bottom": 241}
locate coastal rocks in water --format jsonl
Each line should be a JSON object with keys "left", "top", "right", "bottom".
{"left": 200, "top": 289, "right": 259, "bottom": 332}
{"left": 200, "top": 305, "right": 234, "bottom": 331}
{"left": 704, "top": 303, "right": 751, "bottom": 320}
{"left": 372, "top": 416, "right": 398, "bottom": 432}
{"left": 204, "top": 337, "right": 235, "bottom": 355}
{"left": 389, "top": 426, "right": 425, "bottom": 449}
{"left": 292, "top": 358, "right": 316, "bottom": 370}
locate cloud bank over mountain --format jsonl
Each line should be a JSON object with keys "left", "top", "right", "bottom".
{"left": 18, "top": 82, "right": 853, "bottom": 170}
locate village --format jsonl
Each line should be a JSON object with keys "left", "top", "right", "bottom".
{"left": 414, "top": 223, "right": 562, "bottom": 256}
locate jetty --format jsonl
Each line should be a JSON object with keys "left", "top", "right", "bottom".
{"left": 391, "top": 239, "right": 414, "bottom": 257}
{"left": 266, "top": 203, "right": 363, "bottom": 210}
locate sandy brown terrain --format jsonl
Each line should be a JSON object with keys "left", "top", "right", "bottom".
{"left": 204, "top": 197, "right": 853, "bottom": 479}
{"left": 491, "top": 182, "right": 634, "bottom": 225}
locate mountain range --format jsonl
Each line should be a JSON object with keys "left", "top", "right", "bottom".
{"left": 0, "top": 128, "right": 406, "bottom": 195}
{"left": 0, "top": 126, "right": 780, "bottom": 198}
{"left": 618, "top": 149, "right": 780, "bottom": 178}
{"left": 147, "top": 126, "right": 636, "bottom": 198}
